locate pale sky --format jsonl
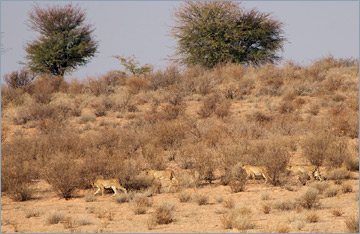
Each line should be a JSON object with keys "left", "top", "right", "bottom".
{"left": 1, "top": 1, "right": 359, "bottom": 80}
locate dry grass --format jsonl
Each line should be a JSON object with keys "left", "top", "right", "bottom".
{"left": 306, "top": 212, "right": 319, "bottom": 223}
{"left": 193, "top": 193, "right": 209, "bottom": 206}
{"left": 47, "top": 211, "right": 65, "bottom": 224}
{"left": 345, "top": 215, "right": 359, "bottom": 233}
{"left": 154, "top": 202, "right": 175, "bottom": 225}
{"left": 331, "top": 208, "right": 345, "bottom": 217}
{"left": 297, "top": 188, "right": 320, "bottom": 209}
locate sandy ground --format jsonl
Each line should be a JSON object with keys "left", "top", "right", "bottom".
{"left": 1, "top": 174, "right": 358, "bottom": 233}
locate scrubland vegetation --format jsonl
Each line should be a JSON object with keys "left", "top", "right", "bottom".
{"left": 1, "top": 56, "right": 359, "bottom": 232}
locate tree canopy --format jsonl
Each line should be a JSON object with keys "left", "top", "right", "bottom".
{"left": 171, "top": 2, "right": 285, "bottom": 68}
{"left": 25, "top": 3, "right": 98, "bottom": 76}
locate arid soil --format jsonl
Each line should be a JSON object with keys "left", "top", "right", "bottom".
{"left": 1, "top": 174, "right": 359, "bottom": 233}
{"left": 1, "top": 58, "right": 359, "bottom": 233}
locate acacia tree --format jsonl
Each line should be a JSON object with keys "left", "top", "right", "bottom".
{"left": 25, "top": 4, "right": 98, "bottom": 76}
{"left": 171, "top": 2, "right": 285, "bottom": 68}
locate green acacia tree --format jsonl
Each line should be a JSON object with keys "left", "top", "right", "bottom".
{"left": 25, "top": 4, "right": 98, "bottom": 76}
{"left": 171, "top": 2, "right": 285, "bottom": 68}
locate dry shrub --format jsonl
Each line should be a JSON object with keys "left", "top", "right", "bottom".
{"left": 277, "top": 101, "right": 294, "bottom": 114}
{"left": 4, "top": 69, "right": 35, "bottom": 89}
{"left": 115, "top": 193, "right": 131, "bottom": 204}
{"left": 309, "top": 181, "right": 330, "bottom": 194}
{"left": 1, "top": 85, "right": 27, "bottom": 108}
{"left": 344, "top": 156, "right": 359, "bottom": 171}
{"left": 154, "top": 202, "right": 175, "bottom": 224}
{"left": 132, "top": 193, "right": 152, "bottom": 215}
{"left": 1, "top": 151, "right": 36, "bottom": 201}
{"left": 229, "top": 163, "right": 247, "bottom": 193}
{"left": 297, "top": 188, "right": 320, "bottom": 209}
{"left": 146, "top": 65, "right": 181, "bottom": 90}
{"left": 331, "top": 208, "right": 345, "bottom": 217}
{"left": 251, "top": 111, "right": 272, "bottom": 125}
{"left": 26, "top": 209, "right": 41, "bottom": 218}
{"left": 260, "top": 192, "right": 271, "bottom": 201}
{"left": 274, "top": 199, "right": 296, "bottom": 211}
{"left": 276, "top": 223, "right": 291, "bottom": 233}
{"left": 221, "top": 207, "right": 254, "bottom": 231}
{"left": 256, "top": 64, "right": 284, "bottom": 96}
{"left": 126, "top": 76, "right": 146, "bottom": 94}
{"left": 47, "top": 211, "right": 65, "bottom": 224}
{"left": 177, "top": 172, "right": 200, "bottom": 188}
{"left": 177, "top": 191, "right": 192, "bottom": 203}
{"left": 345, "top": 216, "right": 359, "bottom": 233}
{"left": 43, "top": 154, "right": 82, "bottom": 199}
{"left": 262, "top": 139, "right": 290, "bottom": 185}
{"left": 84, "top": 195, "right": 97, "bottom": 202}
{"left": 341, "top": 183, "right": 353, "bottom": 193}
{"left": 327, "top": 168, "right": 351, "bottom": 184}
{"left": 86, "top": 76, "right": 112, "bottom": 96}
{"left": 301, "top": 130, "right": 333, "bottom": 168}
{"left": 326, "top": 137, "right": 349, "bottom": 168}
{"left": 223, "top": 198, "right": 235, "bottom": 209}
{"left": 261, "top": 202, "right": 272, "bottom": 214}
{"left": 308, "top": 102, "right": 320, "bottom": 115}
{"left": 198, "top": 92, "right": 230, "bottom": 118}
{"left": 324, "top": 186, "right": 338, "bottom": 198}
{"left": 193, "top": 193, "right": 209, "bottom": 206}
{"left": 306, "top": 212, "right": 319, "bottom": 223}
{"left": 28, "top": 75, "right": 64, "bottom": 104}
{"left": 67, "top": 78, "right": 85, "bottom": 95}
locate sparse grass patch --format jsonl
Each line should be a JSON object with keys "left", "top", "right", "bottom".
{"left": 331, "top": 208, "right": 345, "bottom": 217}
{"left": 131, "top": 193, "right": 152, "bottom": 215}
{"left": 341, "top": 183, "right": 353, "bottom": 193}
{"left": 306, "top": 212, "right": 319, "bottom": 223}
{"left": 154, "top": 202, "right": 175, "bottom": 225}
{"left": 193, "top": 193, "right": 209, "bottom": 206}
{"left": 47, "top": 211, "right": 65, "bottom": 224}
{"left": 345, "top": 215, "right": 359, "bottom": 233}
{"left": 291, "top": 220, "right": 306, "bottom": 231}
{"left": 324, "top": 186, "right": 338, "bottom": 197}
{"left": 115, "top": 193, "right": 130, "bottom": 204}
{"left": 260, "top": 191, "right": 271, "bottom": 200}
{"left": 297, "top": 188, "right": 320, "bottom": 209}
{"left": 25, "top": 209, "right": 40, "bottom": 218}
{"left": 177, "top": 191, "right": 192, "bottom": 203}
{"left": 309, "top": 181, "right": 330, "bottom": 194}
{"left": 276, "top": 223, "right": 291, "bottom": 233}
{"left": 85, "top": 194, "right": 97, "bottom": 202}
{"left": 327, "top": 168, "right": 351, "bottom": 184}
{"left": 223, "top": 198, "right": 235, "bottom": 209}
{"left": 260, "top": 202, "right": 272, "bottom": 214}
{"left": 274, "top": 199, "right": 296, "bottom": 211}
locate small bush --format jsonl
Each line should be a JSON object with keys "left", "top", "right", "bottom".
{"left": 276, "top": 223, "right": 291, "bottom": 233}
{"left": 292, "top": 220, "right": 306, "bottom": 231}
{"left": 306, "top": 212, "right": 319, "bottom": 223}
{"left": 4, "top": 68, "right": 35, "bottom": 89}
{"left": 193, "top": 193, "right": 209, "bottom": 206}
{"left": 229, "top": 163, "right": 247, "bottom": 192}
{"left": 260, "top": 192, "right": 271, "bottom": 201}
{"left": 177, "top": 191, "right": 192, "bottom": 203}
{"left": 327, "top": 168, "right": 351, "bottom": 184}
{"left": 43, "top": 155, "right": 82, "bottom": 200}
{"left": 154, "top": 203, "right": 175, "bottom": 224}
{"left": 223, "top": 198, "right": 235, "bottom": 209}
{"left": 26, "top": 209, "right": 40, "bottom": 218}
{"left": 308, "top": 103, "right": 320, "bottom": 115}
{"left": 345, "top": 156, "right": 359, "bottom": 171}
{"left": 233, "top": 216, "right": 255, "bottom": 231}
{"left": 309, "top": 182, "right": 330, "bottom": 194}
{"left": 324, "top": 187, "right": 338, "bottom": 197}
{"left": 116, "top": 193, "right": 131, "bottom": 204}
{"left": 331, "top": 208, "right": 345, "bottom": 217}
{"left": 84, "top": 195, "right": 97, "bottom": 202}
{"left": 47, "top": 211, "right": 65, "bottom": 224}
{"left": 341, "top": 183, "right": 353, "bottom": 193}
{"left": 345, "top": 216, "right": 359, "bottom": 233}
{"left": 297, "top": 188, "right": 320, "bottom": 209}
{"left": 274, "top": 199, "right": 296, "bottom": 211}
{"left": 132, "top": 194, "right": 152, "bottom": 215}
{"left": 261, "top": 202, "right": 272, "bottom": 214}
